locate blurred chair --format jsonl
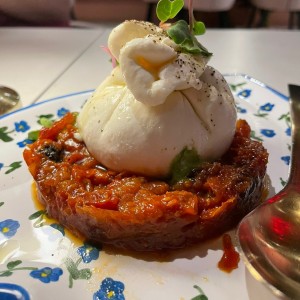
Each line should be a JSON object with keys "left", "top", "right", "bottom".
{"left": 248, "top": 0, "right": 300, "bottom": 29}
{"left": 184, "top": 0, "right": 236, "bottom": 27}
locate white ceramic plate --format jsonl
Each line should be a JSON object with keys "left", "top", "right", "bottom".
{"left": 0, "top": 75, "right": 291, "bottom": 300}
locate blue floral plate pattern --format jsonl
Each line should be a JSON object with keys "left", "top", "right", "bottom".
{"left": 0, "top": 75, "right": 290, "bottom": 300}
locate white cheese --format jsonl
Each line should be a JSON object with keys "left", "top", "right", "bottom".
{"left": 77, "top": 20, "right": 237, "bottom": 178}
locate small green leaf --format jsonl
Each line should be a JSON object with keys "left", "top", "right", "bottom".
{"left": 5, "top": 161, "right": 22, "bottom": 174}
{"left": 0, "top": 202, "right": 4, "bottom": 207}
{"left": 64, "top": 258, "right": 80, "bottom": 279}
{"left": 169, "top": 147, "right": 202, "bottom": 184}
{"left": 191, "top": 285, "right": 209, "bottom": 300}
{"left": 254, "top": 113, "right": 268, "bottom": 118}
{"left": 50, "top": 223, "right": 65, "bottom": 236}
{"left": 78, "top": 268, "right": 92, "bottom": 280}
{"left": 29, "top": 210, "right": 46, "bottom": 220}
{"left": 28, "top": 130, "right": 40, "bottom": 141}
{"left": 167, "top": 20, "right": 212, "bottom": 56}
{"left": 193, "top": 21, "right": 206, "bottom": 35}
{"left": 37, "top": 114, "right": 55, "bottom": 128}
{"left": 0, "top": 270, "right": 13, "bottom": 277}
{"left": 229, "top": 82, "right": 247, "bottom": 92}
{"left": 7, "top": 260, "right": 22, "bottom": 270}
{"left": 0, "top": 127, "right": 14, "bottom": 142}
{"left": 38, "top": 114, "right": 54, "bottom": 120}
{"left": 156, "top": 0, "right": 184, "bottom": 22}
{"left": 39, "top": 117, "right": 53, "bottom": 128}
{"left": 250, "top": 130, "right": 263, "bottom": 142}
{"left": 191, "top": 295, "right": 208, "bottom": 300}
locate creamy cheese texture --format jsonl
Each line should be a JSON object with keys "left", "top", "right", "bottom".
{"left": 77, "top": 20, "right": 237, "bottom": 178}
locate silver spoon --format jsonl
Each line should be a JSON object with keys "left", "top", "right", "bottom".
{"left": 0, "top": 86, "right": 20, "bottom": 115}
{"left": 237, "top": 84, "right": 300, "bottom": 299}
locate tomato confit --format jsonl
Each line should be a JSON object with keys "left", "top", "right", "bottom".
{"left": 23, "top": 113, "right": 268, "bottom": 251}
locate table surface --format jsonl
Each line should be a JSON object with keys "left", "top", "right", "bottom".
{"left": 0, "top": 26, "right": 299, "bottom": 110}
{"left": 0, "top": 26, "right": 107, "bottom": 109}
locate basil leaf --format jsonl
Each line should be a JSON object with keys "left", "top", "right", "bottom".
{"left": 28, "top": 130, "right": 40, "bottom": 141}
{"left": 167, "top": 20, "right": 212, "bottom": 56}
{"left": 156, "top": 0, "right": 184, "bottom": 22}
{"left": 39, "top": 117, "right": 54, "bottom": 128}
{"left": 169, "top": 147, "right": 202, "bottom": 184}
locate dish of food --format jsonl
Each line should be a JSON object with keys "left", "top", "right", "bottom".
{"left": 0, "top": 74, "right": 290, "bottom": 299}
{"left": 23, "top": 109, "right": 267, "bottom": 252}
{"left": 23, "top": 18, "right": 269, "bottom": 254}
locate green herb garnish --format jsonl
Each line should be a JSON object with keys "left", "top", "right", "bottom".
{"left": 27, "top": 130, "right": 40, "bottom": 141}
{"left": 156, "top": 0, "right": 184, "bottom": 23}
{"left": 192, "top": 20, "right": 206, "bottom": 35}
{"left": 167, "top": 20, "right": 212, "bottom": 56}
{"left": 156, "top": 0, "right": 212, "bottom": 57}
{"left": 27, "top": 114, "right": 55, "bottom": 141}
{"left": 38, "top": 115, "right": 55, "bottom": 128}
{"left": 169, "top": 147, "right": 203, "bottom": 184}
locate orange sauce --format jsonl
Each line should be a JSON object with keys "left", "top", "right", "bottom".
{"left": 31, "top": 182, "right": 83, "bottom": 246}
{"left": 218, "top": 233, "right": 240, "bottom": 273}
{"left": 31, "top": 182, "right": 44, "bottom": 211}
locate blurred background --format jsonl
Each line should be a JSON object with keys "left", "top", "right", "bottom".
{"left": 1, "top": 0, "right": 299, "bottom": 29}
{"left": 0, "top": 0, "right": 298, "bottom": 115}
{"left": 72, "top": 0, "right": 300, "bottom": 29}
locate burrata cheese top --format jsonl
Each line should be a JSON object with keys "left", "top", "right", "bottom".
{"left": 77, "top": 20, "right": 237, "bottom": 178}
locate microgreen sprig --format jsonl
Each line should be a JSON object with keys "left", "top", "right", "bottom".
{"left": 156, "top": 0, "right": 212, "bottom": 57}
{"left": 167, "top": 20, "right": 211, "bottom": 56}
{"left": 187, "top": 0, "right": 206, "bottom": 35}
{"left": 156, "top": 0, "right": 184, "bottom": 23}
